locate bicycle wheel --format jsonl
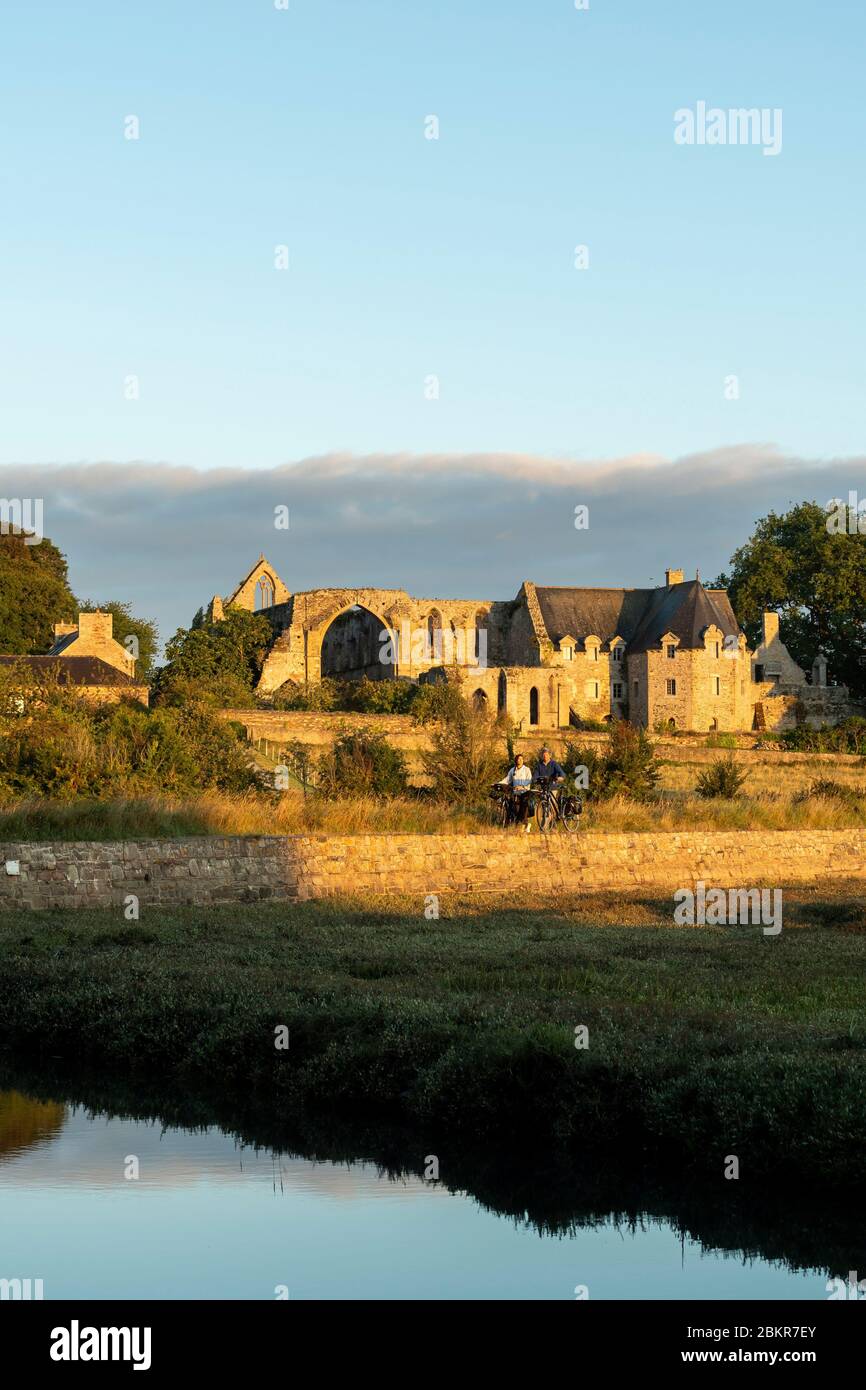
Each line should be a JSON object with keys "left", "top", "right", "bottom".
{"left": 535, "top": 793, "right": 553, "bottom": 832}
{"left": 560, "top": 795, "right": 582, "bottom": 832}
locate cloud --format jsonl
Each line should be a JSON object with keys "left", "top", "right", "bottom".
{"left": 0, "top": 447, "right": 858, "bottom": 649}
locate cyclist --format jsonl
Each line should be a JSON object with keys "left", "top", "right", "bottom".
{"left": 534, "top": 747, "right": 566, "bottom": 815}
{"left": 499, "top": 752, "right": 534, "bottom": 832}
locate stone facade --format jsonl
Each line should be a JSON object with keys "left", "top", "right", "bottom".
{"left": 2, "top": 830, "right": 864, "bottom": 911}
{"left": 210, "top": 557, "right": 854, "bottom": 734}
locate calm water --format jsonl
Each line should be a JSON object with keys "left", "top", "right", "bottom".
{"left": 0, "top": 1087, "right": 843, "bottom": 1300}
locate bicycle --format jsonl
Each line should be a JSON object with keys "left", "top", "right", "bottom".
{"left": 488, "top": 784, "right": 535, "bottom": 829}
{"left": 533, "top": 779, "right": 582, "bottom": 833}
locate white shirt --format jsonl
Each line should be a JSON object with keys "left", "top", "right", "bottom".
{"left": 502, "top": 764, "right": 533, "bottom": 789}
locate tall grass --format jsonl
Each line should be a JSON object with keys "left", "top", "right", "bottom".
{"left": 0, "top": 785, "right": 865, "bottom": 840}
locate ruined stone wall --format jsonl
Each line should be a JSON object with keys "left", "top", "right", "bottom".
{"left": 256, "top": 588, "right": 496, "bottom": 692}
{"left": 4, "top": 829, "right": 863, "bottom": 911}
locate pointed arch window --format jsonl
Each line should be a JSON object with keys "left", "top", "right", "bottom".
{"left": 255, "top": 575, "right": 276, "bottom": 610}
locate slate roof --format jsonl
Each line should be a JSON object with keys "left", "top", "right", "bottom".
{"left": 534, "top": 580, "right": 739, "bottom": 654}
{"left": 0, "top": 655, "right": 141, "bottom": 687}
{"left": 46, "top": 631, "right": 78, "bottom": 656}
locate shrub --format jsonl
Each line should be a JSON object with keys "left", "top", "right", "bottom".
{"left": 270, "top": 678, "right": 348, "bottom": 712}
{"left": 421, "top": 702, "right": 507, "bottom": 803}
{"left": 706, "top": 731, "right": 737, "bottom": 749}
{"left": 599, "top": 721, "right": 660, "bottom": 800}
{"left": 0, "top": 667, "right": 258, "bottom": 798}
{"left": 561, "top": 723, "right": 659, "bottom": 802}
{"left": 695, "top": 754, "right": 748, "bottom": 799}
{"left": 794, "top": 779, "right": 862, "bottom": 807}
{"left": 317, "top": 728, "right": 408, "bottom": 799}
{"left": 781, "top": 718, "right": 866, "bottom": 755}
{"left": 410, "top": 680, "right": 466, "bottom": 726}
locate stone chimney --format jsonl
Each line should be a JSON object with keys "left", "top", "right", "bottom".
{"left": 77, "top": 611, "right": 114, "bottom": 643}
{"left": 761, "top": 611, "right": 780, "bottom": 646}
{"left": 665, "top": 568, "right": 684, "bottom": 587}
{"left": 812, "top": 652, "right": 827, "bottom": 687}
{"left": 53, "top": 621, "right": 77, "bottom": 639}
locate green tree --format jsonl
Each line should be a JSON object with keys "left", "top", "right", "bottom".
{"left": 153, "top": 607, "right": 273, "bottom": 706}
{"left": 421, "top": 701, "right": 507, "bottom": 803}
{"left": 0, "top": 531, "right": 76, "bottom": 654}
{"left": 721, "top": 501, "right": 866, "bottom": 698}
{"left": 77, "top": 600, "right": 159, "bottom": 683}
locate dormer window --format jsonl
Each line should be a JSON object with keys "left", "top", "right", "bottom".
{"left": 666, "top": 644, "right": 676, "bottom": 660}
{"left": 612, "top": 645, "right": 624, "bottom": 663}
{"left": 563, "top": 645, "right": 573, "bottom": 661}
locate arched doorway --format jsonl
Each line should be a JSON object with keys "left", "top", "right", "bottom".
{"left": 320, "top": 605, "right": 396, "bottom": 681}
{"left": 529, "top": 686, "right": 539, "bottom": 726}
{"left": 472, "top": 688, "right": 489, "bottom": 715}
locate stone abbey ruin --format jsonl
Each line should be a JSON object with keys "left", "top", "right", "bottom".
{"left": 207, "top": 556, "right": 852, "bottom": 734}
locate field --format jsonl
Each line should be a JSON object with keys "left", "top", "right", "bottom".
{"left": 0, "top": 889, "right": 863, "bottom": 1186}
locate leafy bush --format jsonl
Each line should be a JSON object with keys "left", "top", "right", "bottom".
{"left": 0, "top": 668, "right": 257, "bottom": 798}
{"left": 695, "top": 754, "right": 748, "bottom": 799}
{"left": 781, "top": 717, "right": 866, "bottom": 755}
{"left": 317, "top": 728, "right": 408, "bottom": 799}
{"left": 271, "top": 677, "right": 350, "bottom": 712}
{"left": 706, "top": 731, "right": 737, "bottom": 749}
{"left": 409, "top": 680, "right": 466, "bottom": 726}
{"left": 271, "top": 674, "right": 459, "bottom": 720}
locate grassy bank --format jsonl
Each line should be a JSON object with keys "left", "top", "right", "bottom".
{"left": 1, "top": 784, "right": 866, "bottom": 840}
{"left": 0, "top": 890, "right": 864, "bottom": 1185}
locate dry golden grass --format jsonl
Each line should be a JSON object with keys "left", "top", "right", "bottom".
{"left": 1, "top": 784, "right": 865, "bottom": 839}
{"left": 658, "top": 756, "right": 866, "bottom": 797}
{"left": 582, "top": 790, "right": 866, "bottom": 832}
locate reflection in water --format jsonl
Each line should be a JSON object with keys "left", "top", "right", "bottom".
{"left": 0, "top": 1082, "right": 859, "bottom": 1300}
{"left": 0, "top": 1091, "right": 65, "bottom": 1159}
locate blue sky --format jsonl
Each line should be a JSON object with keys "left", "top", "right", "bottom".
{"left": 1, "top": 3, "right": 864, "bottom": 639}
{"left": 2, "top": 0, "right": 864, "bottom": 467}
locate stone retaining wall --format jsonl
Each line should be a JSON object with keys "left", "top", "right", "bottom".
{"left": 0, "top": 837, "right": 288, "bottom": 912}
{"left": 1, "top": 830, "right": 864, "bottom": 912}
